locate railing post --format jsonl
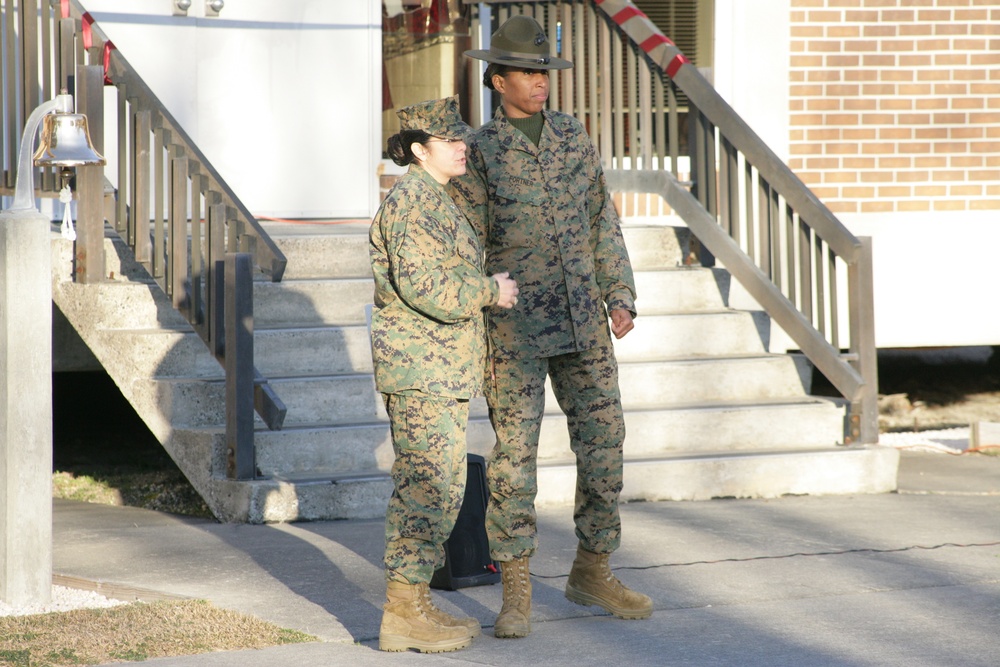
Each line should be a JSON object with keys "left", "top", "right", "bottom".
{"left": 848, "top": 236, "right": 879, "bottom": 445}
{"left": 75, "top": 64, "right": 106, "bottom": 284}
{"left": 225, "top": 252, "right": 255, "bottom": 480}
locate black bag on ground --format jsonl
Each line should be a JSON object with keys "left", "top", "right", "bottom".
{"left": 430, "top": 454, "right": 501, "bottom": 590}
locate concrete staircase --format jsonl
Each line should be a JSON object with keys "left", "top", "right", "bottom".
{"left": 51, "top": 219, "right": 898, "bottom": 523}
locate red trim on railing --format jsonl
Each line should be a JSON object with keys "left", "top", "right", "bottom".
{"left": 103, "top": 41, "right": 115, "bottom": 84}
{"left": 60, "top": 0, "right": 69, "bottom": 19}
{"left": 640, "top": 34, "right": 674, "bottom": 52}
{"left": 82, "top": 13, "right": 94, "bottom": 49}
{"left": 666, "top": 53, "right": 690, "bottom": 78}
{"left": 611, "top": 6, "right": 646, "bottom": 25}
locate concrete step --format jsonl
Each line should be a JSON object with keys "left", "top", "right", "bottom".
{"left": 110, "top": 306, "right": 768, "bottom": 380}
{"left": 155, "top": 353, "right": 813, "bottom": 429}
{"left": 261, "top": 221, "right": 690, "bottom": 278}
{"left": 239, "top": 395, "right": 845, "bottom": 478}
{"left": 189, "top": 445, "right": 898, "bottom": 522}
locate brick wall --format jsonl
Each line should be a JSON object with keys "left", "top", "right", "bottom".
{"left": 788, "top": 0, "right": 1000, "bottom": 214}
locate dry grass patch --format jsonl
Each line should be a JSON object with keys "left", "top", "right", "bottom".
{"left": 0, "top": 599, "right": 314, "bottom": 666}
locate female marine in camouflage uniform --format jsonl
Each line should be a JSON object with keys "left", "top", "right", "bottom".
{"left": 370, "top": 96, "right": 518, "bottom": 653}
{"left": 453, "top": 16, "right": 653, "bottom": 639}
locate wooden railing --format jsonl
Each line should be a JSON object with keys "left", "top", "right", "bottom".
{"left": 1, "top": 1, "right": 286, "bottom": 473}
{"left": 474, "top": 1, "right": 878, "bottom": 444}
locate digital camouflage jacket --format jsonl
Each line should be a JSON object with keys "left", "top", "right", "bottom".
{"left": 369, "top": 164, "right": 499, "bottom": 397}
{"left": 451, "top": 107, "right": 636, "bottom": 360}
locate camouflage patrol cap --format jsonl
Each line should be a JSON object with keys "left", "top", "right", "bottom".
{"left": 464, "top": 15, "right": 573, "bottom": 70}
{"left": 396, "top": 95, "right": 472, "bottom": 141}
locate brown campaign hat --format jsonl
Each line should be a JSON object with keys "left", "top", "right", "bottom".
{"left": 464, "top": 15, "right": 573, "bottom": 70}
{"left": 396, "top": 95, "right": 472, "bottom": 140}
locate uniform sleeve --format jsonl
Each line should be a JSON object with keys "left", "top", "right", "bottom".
{"left": 385, "top": 205, "right": 498, "bottom": 324}
{"left": 585, "top": 138, "right": 638, "bottom": 317}
{"left": 448, "top": 144, "right": 490, "bottom": 247}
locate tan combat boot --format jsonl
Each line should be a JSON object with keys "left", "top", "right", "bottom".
{"left": 494, "top": 557, "right": 532, "bottom": 638}
{"left": 416, "top": 582, "right": 481, "bottom": 638}
{"left": 565, "top": 545, "right": 653, "bottom": 619}
{"left": 379, "top": 580, "right": 474, "bottom": 653}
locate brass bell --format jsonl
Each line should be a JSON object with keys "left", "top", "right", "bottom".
{"left": 32, "top": 112, "right": 106, "bottom": 167}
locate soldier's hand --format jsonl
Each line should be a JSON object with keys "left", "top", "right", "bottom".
{"left": 610, "top": 308, "right": 634, "bottom": 339}
{"left": 493, "top": 272, "right": 519, "bottom": 309}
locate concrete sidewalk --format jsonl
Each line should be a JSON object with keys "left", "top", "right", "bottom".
{"left": 53, "top": 449, "right": 1000, "bottom": 667}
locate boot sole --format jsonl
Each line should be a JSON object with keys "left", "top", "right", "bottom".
{"left": 379, "top": 634, "right": 473, "bottom": 653}
{"left": 564, "top": 584, "right": 653, "bottom": 620}
{"left": 494, "top": 625, "right": 531, "bottom": 639}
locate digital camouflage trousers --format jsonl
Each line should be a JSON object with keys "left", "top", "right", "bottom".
{"left": 382, "top": 393, "right": 468, "bottom": 584}
{"left": 486, "top": 340, "right": 625, "bottom": 561}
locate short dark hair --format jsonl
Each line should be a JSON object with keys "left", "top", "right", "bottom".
{"left": 483, "top": 63, "right": 549, "bottom": 90}
{"left": 386, "top": 129, "right": 433, "bottom": 166}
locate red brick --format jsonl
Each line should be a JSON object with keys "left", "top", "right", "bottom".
{"left": 880, "top": 99, "right": 913, "bottom": 111}
{"left": 791, "top": 85, "right": 825, "bottom": 96}
{"left": 914, "top": 127, "right": 950, "bottom": 139}
{"left": 971, "top": 140, "right": 1000, "bottom": 153}
{"left": 859, "top": 170, "right": 894, "bottom": 182}
{"left": 808, "top": 128, "right": 842, "bottom": 141}
{"left": 828, "top": 84, "right": 862, "bottom": 95}
{"left": 951, "top": 127, "right": 985, "bottom": 139}
{"left": 824, "top": 171, "right": 859, "bottom": 183}
{"left": 862, "top": 54, "right": 896, "bottom": 67}
{"left": 808, "top": 11, "right": 845, "bottom": 23}
{"left": 826, "top": 201, "right": 859, "bottom": 213}
{"left": 826, "top": 113, "right": 861, "bottom": 125}
{"left": 806, "top": 157, "right": 841, "bottom": 169}
{"left": 916, "top": 70, "right": 950, "bottom": 83}
{"left": 808, "top": 70, "right": 843, "bottom": 82}
{"left": 898, "top": 24, "right": 933, "bottom": 37}
{"left": 930, "top": 168, "right": 966, "bottom": 179}
{"left": 791, "top": 55, "right": 825, "bottom": 67}
{"left": 932, "top": 200, "right": 967, "bottom": 211}
{"left": 810, "top": 186, "right": 842, "bottom": 199}
{"left": 917, "top": 10, "right": 952, "bottom": 21}
{"left": 950, "top": 184, "right": 984, "bottom": 196}
{"left": 970, "top": 22, "right": 1000, "bottom": 35}
{"left": 828, "top": 142, "right": 864, "bottom": 154}
{"left": 860, "top": 84, "right": 897, "bottom": 95}
{"left": 935, "top": 53, "right": 969, "bottom": 66}
{"left": 933, "top": 142, "right": 970, "bottom": 153}
{"left": 863, "top": 25, "right": 897, "bottom": 37}
{"left": 899, "top": 0, "right": 934, "bottom": 6}
{"left": 861, "top": 200, "right": 894, "bottom": 212}
{"left": 897, "top": 83, "right": 933, "bottom": 95}
{"left": 954, "top": 156, "right": 986, "bottom": 168}
{"left": 933, "top": 83, "right": 969, "bottom": 95}
{"left": 881, "top": 70, "right": 914, "bottom": 82}
{"left": 933, "top": 112, "right": 968, "bottom": 124}
{"left": 861, "top": 113, "right": 897, "bottom": 124}
{"left": 790, "top": 100, "right": 805, "bottom": 112}
{"left": 881, "top": 10, "right": 916, "bottom": 22}
{"left": 895, "top": 170, "right": 931, "bottom": 181}
{"left": 844, "top": 40, "right": 879, "bottom": 52}
{"left": 955, "top": 9, "right": 989, "bottom": 21}
{"left": 969, "top": 83, "right": 1000, "bottom": 95}
{"left": 808, "top": 99, "right": 843, "bottom": 111}
{"left": 900, "top": 142, "right": 933, "bottom": 153}
{"left": 899, "top": 54, "right": 932, "bottom": 67}
{"left": 878, "top": 157, "right": 915, "bottom": 169}
{"left": 914, "top": 156, "right": 948, "bottom": 167}
{"left": 845, "top": 128, "right": 879, "bottom": 140}
{"left": 792, "top": 26, "right": 826, "bottom": 38}
{"left": 844, "top": 157, "right": 877, "bottom": 168}
{"left": 880, "top": 128, "right": 914, "bottom": 140}
{"left": 897, "top": 200, "right": 931, "bottom": 211}
{"left": 913, "top": 185, "right": 947, "bottom": 196}
{"left": 915, "top": 38, "right": 951, "bottom": 50}
{"left": 829, "top": 25, "right": 863, "bottom": 38}
{"left": 879, "top": 186, "right": 913, "bottom": 197}
{"left": 845, "top": 10, "right": 880, "bottom": 21}
{"left": 844, "top": 186, "right": 877, "bottom": 198}
{"left": 969, "top": 112, "right": 1000, "bottom": 124}
{"left": 826, "top": 55, "right": 862, "bottom": 67}
{"left": 915, "top": 98, "right": 949, "bottom": 109}
{"left": 898, "top": 113, "right": 932, "bottom": 124}
{"left": 861, "top": 142, "right": 898, "bottom": 154}
{"left": 936, "top": 24, "right": 970, "bottom": 36}
{"left": 880, "top": 39, "right": 916, "bottom": 52}
{"left": 845, "top": 70, "right": 879, "bottom": 81}
{"left": 810, "top": 40, "right": 844, "bottom": 52}
{"left": 954, "top": 69, "right": 991, "bottom": 82}
{"left": 969, "top": 53, "right": 1000, "bottom": 65}
{"left": 828, "top": 0, "right": 862, "bottom": 6}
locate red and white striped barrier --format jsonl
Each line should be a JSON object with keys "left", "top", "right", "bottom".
{"left": 593, "top": 0, "right": 691, "bottom": 78}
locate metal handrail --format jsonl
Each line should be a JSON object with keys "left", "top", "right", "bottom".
{"left": 476, "top": 1, "right": 878, "bottom": 444}
{"left": 2, "top": 2, "right": 286, "bottom": 468}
